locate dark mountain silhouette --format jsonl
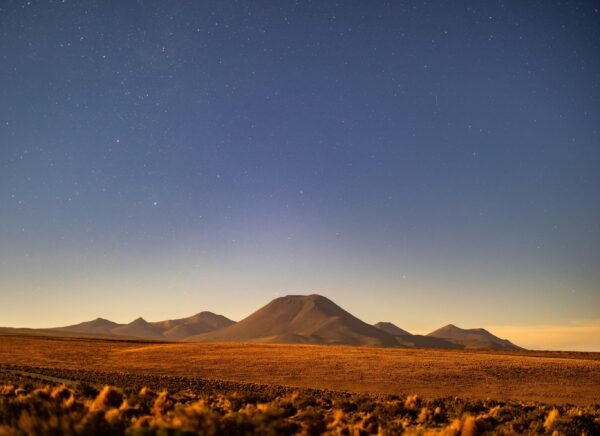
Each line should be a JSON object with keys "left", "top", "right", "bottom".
{"left": 188, "top": 294, "right": 399, "bottom": 347}
{"left": 427, "top": 324, "right": 522, "bottom": 350}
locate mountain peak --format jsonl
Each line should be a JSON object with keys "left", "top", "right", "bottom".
{"left": 111, "top": 317, "right": 163, "bottom": 339}
{"left": 155, "top": 311, "right": 235, "bottom": 340}
{"left": 191, "top": 311, "right": 228, "bottom": 319}
{"left": 87, "top": 317, "right": 116, "bottom": 325}
{"left": 131, "top": 317, "right": 147, "bottom": 324}
{"left": 281, "top": 294, "right": 328, "bottom": 301}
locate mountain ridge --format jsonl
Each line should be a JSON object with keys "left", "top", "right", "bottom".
{"left": 373, "top": 321, "right": 464, "bottom": 349}
{"left": 42, "top": 294, "right": 522, "bottom": 350}
{"left": 427, "top": 324, "right": 522, "bottom": 350}
{"left": 53, "top": 311, "right": 235, "bottom": 341}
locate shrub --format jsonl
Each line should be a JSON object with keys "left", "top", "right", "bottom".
{"left": 0, "top": 383, "right": 598, "bottom": 435}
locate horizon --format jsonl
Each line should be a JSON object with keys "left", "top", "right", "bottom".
{"left": 1, "top": 1, "right": 599, "bottom": 352}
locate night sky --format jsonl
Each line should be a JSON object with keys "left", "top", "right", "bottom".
{"left": 1, "top": 1, "right": 599, "bottom": 349}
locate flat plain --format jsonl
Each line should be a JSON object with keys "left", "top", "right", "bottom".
{"left": 1, "top": 333, "right": 598, "bottom": 405}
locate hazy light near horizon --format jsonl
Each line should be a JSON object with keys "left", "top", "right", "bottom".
{"left": 485, "top": 321, "right": 600, "bottom": 352}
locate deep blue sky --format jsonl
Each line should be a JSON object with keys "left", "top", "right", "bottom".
{"left": 1, "top": 1, "right": 599, "bottom": 348}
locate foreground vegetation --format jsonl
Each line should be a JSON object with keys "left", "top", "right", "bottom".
{"left": 1, "top": 381, "right": 599, "bottom": 435}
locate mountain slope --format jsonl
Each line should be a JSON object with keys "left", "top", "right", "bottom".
{"left": 395, "top": 334, "right": 464, "bottom": 349}
{"left": 188, "top": 294, "right": 399, "bottom": 347}
{"left": 427, "top": 324, "right": 522, "bottom": 350}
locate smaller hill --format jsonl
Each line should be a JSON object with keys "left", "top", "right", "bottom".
{"left": 374, "top": 322, "right": 463, "bottom": 349}
{"left": 112, "top": 317, "right": 164, "bottom": 339}
{"left": 52, "top": 311, "right": 234, "bottom": 340}
{"left": 159, "top": 312, "right": 235, "bottom": 340}
{"left": 427, "top": 324, "right": 522, "bottom": 350}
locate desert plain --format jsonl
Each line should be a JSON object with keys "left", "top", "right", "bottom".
{"left": 1, "top": 333, "right": 599, "bottom": 405}
{"left": 1, "top": 333, "right": 600, "bottom": 434}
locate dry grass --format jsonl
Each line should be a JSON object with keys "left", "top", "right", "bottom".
{"left": 0, "top": 334, "right": 599, "bottom": 405}
{"left": 1, "top": 382, "right": 598, "bottom": 435}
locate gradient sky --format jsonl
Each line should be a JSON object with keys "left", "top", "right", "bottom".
{"left": 1, "top": 1, "right": 599, "bottom": 350}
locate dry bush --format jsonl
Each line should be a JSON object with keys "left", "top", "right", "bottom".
{"left": 544, "top": 408, "right": 559, "bottom": 432}
{"left": 0, "top": 382, "right": 599, "bottom": 435}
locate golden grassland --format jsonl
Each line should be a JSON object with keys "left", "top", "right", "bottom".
{"left": 1, "top": 334, "right": 599, "bottom": 405}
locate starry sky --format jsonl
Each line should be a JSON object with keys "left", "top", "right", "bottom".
{"left": 1, "top": 1, "right": 599, "bottom": 350}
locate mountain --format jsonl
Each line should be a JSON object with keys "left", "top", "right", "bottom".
{"left": 373, "top": 322, "right": 412, "bottom": 336}
{"left": 427, "top": 324, "right": 522, "bottom": 350}
{"left": 374, "top": 321, "right": 463, "bottom": 349}
{"left": 156, "top": 312, "right": 235, "bottom": 340}
{"left": 53, "top": 311, "right": 235, "bottom": 340}
{"left": 188, "top": 294, "right": 400, "bottom": 347}
{"left": 53, "top": 318, "right": 123, "bottom": 335}
{"left": 112, "top": 317, "right": 165, "bottom": 339}
{"left": 44, "top": 297, "right": 523, "bottom": 350}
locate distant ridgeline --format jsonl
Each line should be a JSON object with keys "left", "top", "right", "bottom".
{"left": 31, "top": 295, "right": 523, "bottom": 350}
